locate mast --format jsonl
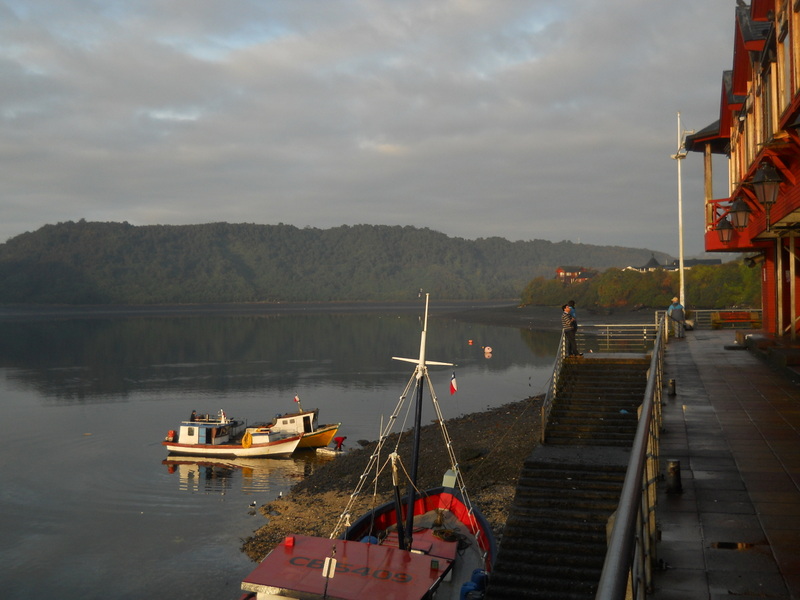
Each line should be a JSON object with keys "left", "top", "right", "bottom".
{"left": 392, "top": 294, "right": 452, "bottom": 551}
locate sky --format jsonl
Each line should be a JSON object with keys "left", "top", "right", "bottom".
{"left": 1, "top": 0, "right": 740, "bottom": 257}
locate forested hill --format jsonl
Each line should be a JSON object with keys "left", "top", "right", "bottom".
{"left": 0, "top": 221, "right": 673, "bottom": 304}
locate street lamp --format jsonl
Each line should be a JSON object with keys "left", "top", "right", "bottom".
{"left": 716, "top": 217, "right": 734, "bottom": 243}
{"left": 751, "top": 162, "right": 782, "bottom": 231}
{"left": 671, "top": 112, "right": 693, "bottom": 307}
{"left": 728, "top": 196, "right": 751, "bottom": 230}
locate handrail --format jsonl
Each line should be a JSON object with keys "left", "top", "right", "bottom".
{"left": 594, "top": 315, "right": 665, "bottom": 600}
{"left": 577, "top": 323, "right": 657, "bottom": 353}
{"left": 655, "top": 308, "right": 762, "bottom": 330}
{"left": 540, "top": 331, "right": 566, "bottom": 444}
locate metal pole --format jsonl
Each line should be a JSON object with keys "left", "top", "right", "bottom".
{"left": 675, "top": 112, "right": 687, "bottom": 308}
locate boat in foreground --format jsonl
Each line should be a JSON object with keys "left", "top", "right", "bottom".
{"left": 238, "top": 295, "right": 495, "bottom": 600}
{"left": 162, "top": 410, "right": 302, "bottom": 458}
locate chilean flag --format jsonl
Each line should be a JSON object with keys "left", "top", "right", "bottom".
{"left": 450, "top": 372, "right": 458, "bottom": 395}
{"left": 294, "top": 395, "right": 300, "bottom": 403}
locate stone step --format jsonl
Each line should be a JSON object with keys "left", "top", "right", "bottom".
{"left": 500, "top": 524, "right": 606, "bottom": 546}
{"left": 548, "top": 410, "right": 638, "bottom": 421}
{"left": 504, "top": 503, "right": 615, "bottom": 524}
{"left": 543, "top": 435, "right": 634, "bottom": 447}
{"left": 487, "top": 569, "right": 600, "bottom": 599}
{"left": 516, "top": 475, "right": 625, "bottom": 493}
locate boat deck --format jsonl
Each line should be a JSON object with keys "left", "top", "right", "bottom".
{"left": 241, "top": 532, "right": 456, "bottom": 600}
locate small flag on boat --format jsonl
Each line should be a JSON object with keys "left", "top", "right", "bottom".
{"left": 450, "top": 372, "right": 457, "bottom": 395}
{"left": 293, "top": 395, "right": 300, "bottom": 403}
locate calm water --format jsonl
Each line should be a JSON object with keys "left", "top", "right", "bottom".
{"left": 0, "top": 306, "right": 560, "bottom": 600}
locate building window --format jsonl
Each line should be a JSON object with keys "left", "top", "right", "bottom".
{"left": 794, "top": 1, "right": 800, "bottom": 94}
{"left": 779, "top": 10, "right": 792, "bottom": 111}
{"left": 762, "top": 64, "right": 775, "bottom": 141}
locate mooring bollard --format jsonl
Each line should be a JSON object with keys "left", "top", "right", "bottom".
{"left": 667, "top": 378, "right": 676, "bottom": 396}
{"left": 666, "top": 459, "right": 682, "bottom": 494}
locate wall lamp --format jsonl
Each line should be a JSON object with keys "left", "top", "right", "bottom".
{"left": 751, "top": 161, "right": 782, "bottom": 231}
{"left": 716, "top": 217, "right": 734, "bottom": 244}
{"left": 728, "top": 196, "right": 751, "bottom": 230}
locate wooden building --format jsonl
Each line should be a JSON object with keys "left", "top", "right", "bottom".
{"left": 685, "top": 0, "right": 800, "bottom": 337}
{"left": 555, "top": 266, "right": 596, "bottom": 285}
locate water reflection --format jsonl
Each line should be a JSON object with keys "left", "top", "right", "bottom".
{"left": 0, "top": 314, "right": 560, "bottom": 400}
{"left": 162, "top": 452, "right": 334, "bottom": 496}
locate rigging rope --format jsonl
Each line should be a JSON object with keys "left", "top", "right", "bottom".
{"left": 329, "top": 370, "right": 418, "bottom": 539}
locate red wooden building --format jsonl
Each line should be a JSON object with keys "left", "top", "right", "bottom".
{"left": 686, "top": 0, "right": 800, "bottom": 338}
{"left": 555, "top": 266, "right": 596, "bottom": 285}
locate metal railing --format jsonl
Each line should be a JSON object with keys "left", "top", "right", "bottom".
{"left": 656, "top": 308, "right": 762, "bottom": 331}
{"left": 540, "top": 331, "right": 566, "bottom": 444}
{"left": 594, "top": 316, "right": 666, "bottom": 600}
{"left": 577, "top": 323, "right": 658, "bottom": 354}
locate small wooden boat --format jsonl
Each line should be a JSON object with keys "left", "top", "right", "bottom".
{"left": 238, "top": 295, "right": 496, "bottom": 600}
{"left": 162, "top": 410, "right": 302, "bottom": 458}
{"left": 261, "top": 404, "right": 341, "bottom": 450}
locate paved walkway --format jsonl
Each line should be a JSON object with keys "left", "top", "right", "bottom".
{"left": 651, "top": 330, "right": 800, "bottom": 600}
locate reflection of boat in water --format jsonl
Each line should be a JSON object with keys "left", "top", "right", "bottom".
{"left": 256, "top": 403, "right": 341, "bottom": 450}
{"left": 239, "top": 295, "right": 495, "bottom": 600}
{"left": 162, "top": 410, "right": 302, "bottom": 458}
{"left": 162, "top": 456, "right": 312, "bottom": 494}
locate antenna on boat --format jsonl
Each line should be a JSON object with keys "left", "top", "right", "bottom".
{"left": 392, "top": 294, "right": 452, "bottom": 371}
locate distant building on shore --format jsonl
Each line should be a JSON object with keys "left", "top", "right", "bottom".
{"left": 624, "top": 253, "right": 722, "bottom": 273}
{"left": 555, "top": 266, "right": 597, "bottom": 284}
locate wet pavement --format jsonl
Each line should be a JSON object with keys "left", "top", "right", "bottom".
{"left": 652, "top": 329, "right": 800, "bottom": 600}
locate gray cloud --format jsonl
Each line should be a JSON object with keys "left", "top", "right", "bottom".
{"left": 1, "top": 0, "right": 737, "bottom": 256}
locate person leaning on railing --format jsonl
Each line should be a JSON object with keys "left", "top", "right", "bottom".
{"left": 666, "top": 297, "right": 685, "bottom": 339}
{"left": 562, "top": 304, "right": 581, "bottom": 356}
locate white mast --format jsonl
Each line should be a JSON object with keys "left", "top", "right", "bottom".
{"left": 671, "top": 111, "right": 693, "bottom": 308}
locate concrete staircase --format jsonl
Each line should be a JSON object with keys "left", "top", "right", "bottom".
{"left": 485, "top": 355, "right": 649, "bottom": 600}
{"left": 545, "top": 358, "right": 649, "bottom": 446}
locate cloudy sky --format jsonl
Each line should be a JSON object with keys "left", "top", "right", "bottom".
{"left": 2, "top": 0, "right": 738, "bottom": 256}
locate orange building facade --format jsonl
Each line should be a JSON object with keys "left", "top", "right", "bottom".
{"left": 686, "top": 0, "right": 800, "bottom": 337}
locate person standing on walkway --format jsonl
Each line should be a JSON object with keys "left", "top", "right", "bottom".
{"left": 562, "top": 304, "right": 580, "bottom": 356}
{"left": 667, "top": 297, "right": 685, "bottom": 338}
{"left": 567, "top": 300, "right": 578, "bottom": 332}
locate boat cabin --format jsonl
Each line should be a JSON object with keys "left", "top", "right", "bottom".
{"left": 270, "top": 409, "right": 319, "bottom": 436}
{"left": 174, "top": 414, "right": 243, "bottom": 446}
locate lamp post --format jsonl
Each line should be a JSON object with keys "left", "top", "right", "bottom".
{"left": 670, "top": 112, "right": 692, "bottom": 307}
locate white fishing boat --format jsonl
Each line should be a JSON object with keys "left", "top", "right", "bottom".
{"left": 239, "top": 295, "right": 496, "bottom": 600}
{"left": 162, "top": 410, "right": 302, "bottom": 458}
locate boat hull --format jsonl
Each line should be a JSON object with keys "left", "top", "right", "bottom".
{"left": 162, "top": 434, "right": 301, "bottom": 458}
{"left": 296, "top": 423, "right": 340, "bottom": 449}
